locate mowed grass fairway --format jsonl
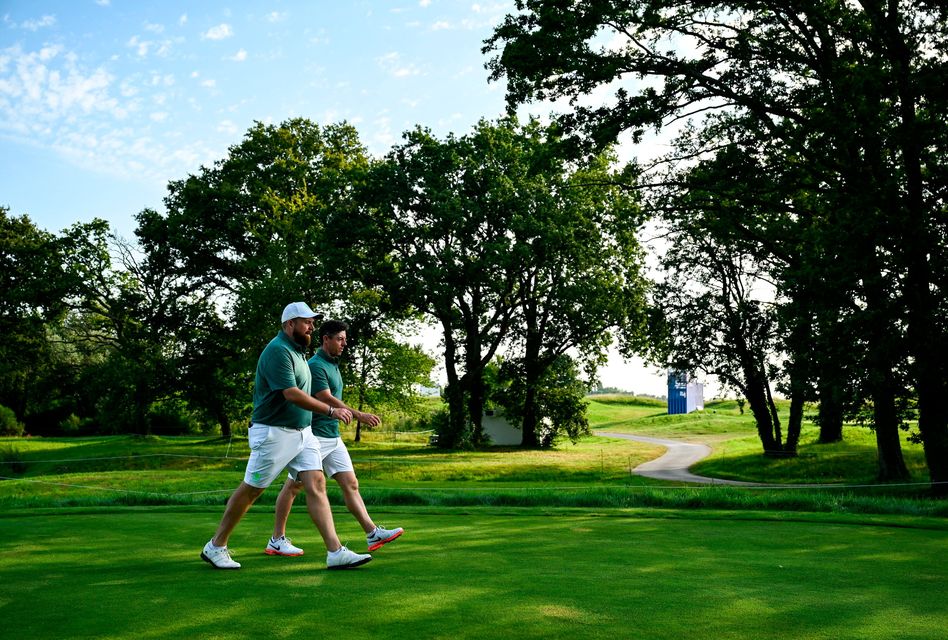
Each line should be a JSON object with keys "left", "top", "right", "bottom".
{"left": 1, "top": 508, "right": 945, "bottom": 640}
{"left": 1, "top": 396, "right": 946, "bottom": 638}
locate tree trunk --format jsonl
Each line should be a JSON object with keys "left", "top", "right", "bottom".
{"left": 354, "top": 353, "right": 369, "bottom": 443}
{"left": 466, "top": 374, "right": 486, "bottom": 446}
{"left": 444, "top": 382, "right": 466, "bottom": 446}
{"left": 785, "top": 394, "right": 803, "bottom": 456}
{"left": 784, "top": 339, "right": 807, "bottom": 455}
{"left": 442, "top": 323, "right": 467, "bottom": 446}
{"left": 871, "top": 0, "right": 948, "bottom": 498}
{"left": 213, "top": 401, "right": 231, "bottom": 438}
{"left": 870, "top": 379, "right": 909, "bottom": 481}
{"left": 816, "top": 375, "right": 844, "bottom": 444}
{"left": 861, "top": 262, "right": 909, "bottom": 481}
{"left": 764, "top": 373, "right": 782, "bottom": 449}
{"left": 464, "top": 324, "right": 486, "bottom": 446}
{"left": 520, "top": 384, "right": 540, "bottom": 448}
{"left": 743, "top": 367, "right": 779, "bottom": 454}
{"left": 519, "top": 316, "right": 543, "bottom": 448}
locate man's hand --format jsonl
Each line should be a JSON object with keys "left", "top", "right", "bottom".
{"left": 333, "top": 407, "right": 354, "bottom": 424}
{"left": 357, "top": 411, "right": 381, "bottom": 427}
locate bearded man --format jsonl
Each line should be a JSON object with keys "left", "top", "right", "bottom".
{"left": 200, "top": 302, "right": 372, "bottom": 571}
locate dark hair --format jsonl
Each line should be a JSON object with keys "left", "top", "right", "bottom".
{"left": 319, "top": 319, "right": 348, "bottom": 340}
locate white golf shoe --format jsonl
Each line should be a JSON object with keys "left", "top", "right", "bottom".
{"left": 326, "top": 545, "right": 372, "bottom": 570}
{"left": 201, "top": 540, "right": 241, "bottom": 569}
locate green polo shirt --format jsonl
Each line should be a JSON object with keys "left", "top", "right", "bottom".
{"left": 251, "top": 331, "right": 312, "bottom": 428}
{"left": 308, "top": 348, "right": 343, "bottom": 437}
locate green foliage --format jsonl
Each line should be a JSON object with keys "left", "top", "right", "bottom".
{"left": 0, "top": 209, "right": 79, "bottom": 431}
{"left": 58, "top": 414, "right": 84, "bottom": 435}
{"left": 135, "top": 118, "right": 374, "bottom": 436}
{"left": 486, "top": 0, "right": 948, "bottom": 488}
{"left": 429, "top": 406, "right": 467, "bottom": 450}
{"left": 0, "top": 405, "right": 23, "bottom": 436}
{"left": 145, "top": 398, "right": 202, "bottom": 436}
{"left": 0, "top": 446, "right": 26, "bottom": 475}
{"left": 496, "top": 355, "right": 590, "bottom": 447}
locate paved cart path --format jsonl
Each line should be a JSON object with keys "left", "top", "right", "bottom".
{"left": 596, "top": 431, "right": 758, "bottom": 486}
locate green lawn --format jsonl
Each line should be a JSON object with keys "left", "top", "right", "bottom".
{"left": 586, "top": 396, "right": 931, "bottom": 486}
{"left": 1, "top": 508, "right": 945, "bottom": 640}
{"left": 0, "top": 397, "right": 945, "bottom": 639}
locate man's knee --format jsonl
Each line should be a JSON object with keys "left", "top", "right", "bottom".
{"left": 284, "top": 477, "right": 304, "bottom": 497}
{"left": 299, "top": 470, "right": 327, "bottom": 494}
{"left": 338, "top": 474, "right": 359, "bottom": 493}
{"left": 235, "top": 482, "right": 266, "bottom": 503}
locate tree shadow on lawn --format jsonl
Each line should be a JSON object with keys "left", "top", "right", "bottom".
{"left": 1, "top": 510, "right": 945, "bottom": 639}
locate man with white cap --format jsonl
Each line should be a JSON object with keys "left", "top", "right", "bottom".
{"left": 201, "top": 302, "right": 372, "bottom": 570}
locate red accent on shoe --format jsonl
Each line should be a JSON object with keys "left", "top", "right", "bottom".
{"left": 265, "top": 547, "right": 304, "bottom": 557}
{"left": 367, "top": 529, "right": 403, "bottom": 551}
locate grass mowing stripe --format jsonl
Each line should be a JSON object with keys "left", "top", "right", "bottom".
{"left": 0, "top": 509, "right": 944, "bottom": 640}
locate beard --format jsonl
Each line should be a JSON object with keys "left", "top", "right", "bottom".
{"left": 291, "top": 327, "right": 311, "bottom": 348}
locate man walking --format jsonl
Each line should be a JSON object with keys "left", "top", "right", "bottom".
{"left": 265, "top": 319, "right": 403, "bottom": 557}
{"left": 201, "top": 303, "right": 372, "bottom": 570}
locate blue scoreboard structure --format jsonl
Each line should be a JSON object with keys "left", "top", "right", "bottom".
{"left": 667, "top": 371, "right": 704, "bottom": 415}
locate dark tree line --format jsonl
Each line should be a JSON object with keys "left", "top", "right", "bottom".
{"left": 1, "top": 117, "right": 649, "bottom": 449}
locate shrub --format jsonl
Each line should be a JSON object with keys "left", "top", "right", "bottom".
{"left": 0, "top": 405, "right": 24, "bottom": 436}
{"left": 147, "top": 398, "right": 201, "bottom": 435}
{"left": 59, "top": 413, "right": 84, "bottom": 435}
{"left": 0, "top": 446, "right": 27, "bottom": 475}
{"left": 426, "top": 408, "right": 463, "bottom": 448}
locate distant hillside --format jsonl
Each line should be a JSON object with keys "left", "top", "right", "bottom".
{"left": 585, "top": 394, "right": 666, "bottom": 407}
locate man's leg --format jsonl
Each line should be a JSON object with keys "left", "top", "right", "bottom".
{"left": 334, "top": 470, "right": 375, "bottom": 533}
{"left": 272, "top": 477, "right": 303, "bottom": 539}
{"left": 297, "top": 469, "right": 343, "bottom": 551}
{"left": 298, "top": 469, "right": 372, "bottom": 569}
{"left": 213, "top": 482, "right": 266, "bottom": 547}
{"left": 202, "top": 481, "right": 266, "bottom": 569}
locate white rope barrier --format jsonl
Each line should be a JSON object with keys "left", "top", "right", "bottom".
{"left": 1, "top": 473, "right": 943, "bottom": 497}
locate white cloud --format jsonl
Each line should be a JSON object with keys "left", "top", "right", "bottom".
{"left": 144, "top": 22, "right": 164, "bottom": 34}
{"left": 149, "top": 73, "right": 174, "bottom": 87}
{"left": 179, "top": 14, "right": 188, "bottom": 26}
{"left": 95, "top": 0, "right": 111, "bottom": 6}
{"left": 0, "top": 43, "right": 125, "bottom": 132}
{"left": 200, "top": 79, "right": 216, "bottom": 88}
{"left": 431, "top": 21, "right": 452, "bottom": 30}
{"left": 266, "top": 12, "right": 287, "bottom": 22}
{"left": 369, "top": 113, "right": 397, "bottom": 154}
{"left": 419, "top": 0, "right": 432, "bottom": 6}
{"left": 127, "top": 36, "right": 149, "bottom": 57}
{"left": 150, "top": 111, "right": 168, "bottom": 122}
{"left": 202, "top": 23, "right": 233, "bottom": 40}
{"left": 20, "top": 15, "right": 56, "bottom": 31}
{"left": 227, "top": 49, "right": 248, "bottom": 62}
{"left": 376, "top": 52, "right": 421, "bottom": 78}
{"left": 124, "top": 34, "right": 175, "bottom": 59}
{"left": 217, "top": 120, "right": 238, "bottom": 134}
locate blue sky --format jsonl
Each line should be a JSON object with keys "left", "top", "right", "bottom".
{"left": 0, "top": 0, "right": 680, "bottom": 397}
{"left": 1, "top": 0, "right": 517, "bottom": 238}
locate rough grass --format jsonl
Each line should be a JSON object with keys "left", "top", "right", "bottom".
{"left": 0, "top": 395, "right": 941, "bottom": 516}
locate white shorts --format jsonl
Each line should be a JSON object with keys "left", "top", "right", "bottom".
{"left": 287, "top": 436, "right": 354, "bottom": 481}
{"left": 243, "top": 424, "right": 322, "bottom": 488}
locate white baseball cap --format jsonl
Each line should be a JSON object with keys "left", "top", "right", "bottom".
{"left": 281, "top": 301, "right": 323, "bottom": 323}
